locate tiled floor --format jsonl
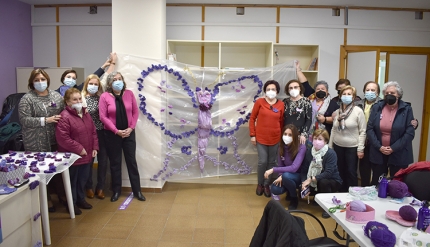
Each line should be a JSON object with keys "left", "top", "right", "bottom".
{"left": 47, "top": 183, "right": 359, "bottom": 247}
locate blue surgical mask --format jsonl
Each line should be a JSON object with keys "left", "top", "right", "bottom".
{"left": 64, "top": 78, "right": 76, "bottom": 87}
{"left": 112, "top": 80, "right": 124, "bottom": 91}
{"left": 34, "top": 81, "right": 48, "bottom": 92}
{"left": 87, "top": 85, "right": 99, "bottom": 94}
{"left": 341, "top": 95, "right": 353, "bottom": 105}
{"left": 364, "top": 91, "right": 377, "bottom": 101}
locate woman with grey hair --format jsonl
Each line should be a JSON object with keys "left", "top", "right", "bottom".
{"left": 366, "top": 81, "right": 415, "bottom": 185}
{"left": 99, "top": 71, "right": 146, "bottom": 202}
{"left": 307, "top": 80, "right": 331, "bottom": 140}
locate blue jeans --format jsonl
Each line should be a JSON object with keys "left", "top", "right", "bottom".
{"left": 270, "top": 172, "right": 301, "bottom": 198}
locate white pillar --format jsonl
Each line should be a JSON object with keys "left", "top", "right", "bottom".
{"left": 111, "top": 0, "right": 166, "bottom": 190}
{"left": 112, "top": 0, "right": 166, "bottom": 58}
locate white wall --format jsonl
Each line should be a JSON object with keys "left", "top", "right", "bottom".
{"left": 31, "top": 5, "right": 430, "bottom": 163}
{"left": 32, "top": 6, "right": 112, "bottom": 82}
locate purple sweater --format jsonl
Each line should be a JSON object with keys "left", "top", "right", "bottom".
{"left": 273, "top": 144, "right": 306, "bottom": 174}
{"left": 99, "top": 90, "right": 139, "bottom": 134}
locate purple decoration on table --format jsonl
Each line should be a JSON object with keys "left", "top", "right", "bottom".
{"left": 18, "top": 153, "right": 24, "bottom": 158}
{"left": 332, "top": 196, "right": 342, "bottom": 205}
{"left": 33, "top": 212, "right": 41, "bottom": 221}
{"left": 27, "top": 155, "right": 33, "bottom": 158}
{"left": 24, "top": 172, "right": 31, "bottom": 179}
{"left": 29, "top": 180, "right": 40, "bottom": 190}
{"left": 55, "top": 157, "right": 62, "bottom": 162}
{"left": 30, "top": 161, "right": 37, "bottom": 166}
{"left": 37, "top": 157, "right": 44, "bottom": 161}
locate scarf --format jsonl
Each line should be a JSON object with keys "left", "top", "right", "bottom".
{"left": 337, "top": 103, "right": 355, "bottom": 130}
{"left": 307, "top": 144, "right": 329, "bottom": 190}
{"left": 309, "top": 93, "right": 331, "bottom": 135}
{"left": 114, "top": 91, "right": 128, "bottom": 130}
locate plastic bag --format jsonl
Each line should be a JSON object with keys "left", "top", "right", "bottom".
{"left": 348, "top": 186, "right": 378, "bottom": 201}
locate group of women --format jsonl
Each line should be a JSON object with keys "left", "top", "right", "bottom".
{"left": 250, "top": 60, "right": 416, "bottom": 218}
{"left": 18, "top": 53, "right": 145, "bottom": 215}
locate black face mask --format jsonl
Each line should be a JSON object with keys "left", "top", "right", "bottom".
{"left": 384, "top": 94, "right": 397, "bottom": 105}
{"left": 316, "top": 91, "right": 327, "bottom": 99}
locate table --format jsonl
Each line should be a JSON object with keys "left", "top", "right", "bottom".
{"left": 1, "top": 151, "right": 80, "bottom": 246}
{"left": 315, "top": 193, "right": 418, "bottom": 247}
{"left": 0, "top": 176, "right": 41, "bottom": 246}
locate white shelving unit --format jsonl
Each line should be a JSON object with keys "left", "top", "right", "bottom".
{"left": 165, "top": 40, "right": 319, "bottom": 183}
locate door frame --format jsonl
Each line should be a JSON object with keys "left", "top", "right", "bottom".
{"left": 339, "top": 45, "right": 430, "bottom": 161}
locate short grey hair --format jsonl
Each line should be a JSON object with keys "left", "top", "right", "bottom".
{"left": 314, "top": 80, "right": 329, "bottom": 91}
{"left": 383, "top": 81, "right": 403, "bottom": 99}
{"left": 106, "top": 71, "right": 126, "bottom": 92}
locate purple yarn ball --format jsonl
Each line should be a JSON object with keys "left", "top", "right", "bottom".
{"left": 350, "top": 200, "right": 366, "bottom": 212}
{"left": 370, "top": 228, "right": 396, "bottom": 247}
{"left": 387, "top": 180, "right": 408, "bottom": 198}
{"left": 364, "top": 221, "right": 389, "bottom": 238}
{"left": 399, "top": 205, "right": 417, "bottom": 221}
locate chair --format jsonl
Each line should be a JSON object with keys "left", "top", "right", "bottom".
{"left": 289, "top": 210, "right": 347, "bottom": 247}
{"left": 0, "top": 93, "right": 26, "bottom": 153}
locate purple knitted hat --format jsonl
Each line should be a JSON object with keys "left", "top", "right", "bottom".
{"left": 387, "top": 180, "right": 408, "bottom": 198}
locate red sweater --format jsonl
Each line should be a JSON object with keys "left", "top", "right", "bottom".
{"left": 56, "top": 106, "right": 99, "bottom": 165}
{"left": 249, "top": 98, "right": 284, "bottom": 145}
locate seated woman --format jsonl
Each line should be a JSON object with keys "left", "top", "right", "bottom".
{"left": 301, "top": 129, "right": 342, "bottom": 218}
{"left": 264, "top": 124, "right": 306, "bottom": 210}
{"left": 56, "top": 88, "right": 99, "bottom": 215}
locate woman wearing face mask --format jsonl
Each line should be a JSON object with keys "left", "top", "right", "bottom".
{"left": 99, "top": 72, "right": 145, "bottom": 202}
{"left": 264, "top": 125, "right": 306, "bottom": 210}
{"left": 301, "top": 129, "right": 342, "bottom": 218}
{"left": 18, "top": 69, "right": 65, "bottom": 212}
{"left": 283, "top": 80, "right": 312, "bottom": 145}
{"left": 329, "top": 86, "right": 366, "bottom": 192}
{"left": 55, "top": 53, "right": 117, "bottom": 96}
{"left": 81, "top": 74, "right": 108, "bottom": 200}
{"left": 56, "top": 88, "right": 98, "bottom": 215}
{"left": 250, "top": 80, "right": 284, "bottom": 197}
{"left": 367, "top": 81, "right": 415, "bottom": 185}
{"left": 356, "top": 81, "right": 382, "bottom": 186}
{"left": 307, "top": 81, "right": 331, "bottom": 139}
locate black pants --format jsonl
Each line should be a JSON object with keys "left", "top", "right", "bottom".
{"left": 370, "top": 154, "right": 405, "bottom": 185}
{"left": 85, "top": 130, "right": 109, "bottom": 191}
{"left": 309, "top": 178, "right": 342, "bottom": 194}
{"left": 333, "top": 144, "right": 358, "bottom": 192}
{"left": 104, "top": 130, "right": 141, "bottom": 195}
{"left": 69, "top": 163, "right": 91, "bottom": 204}
{"left": 359, "top": 144, "right": 372, "bottom": 187}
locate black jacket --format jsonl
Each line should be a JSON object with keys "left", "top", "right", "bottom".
{"left": 250, "top": 200, "right": 309, "bottom": 247}
{"left": 366, "top": 99, "right": 415, "bottom": 167}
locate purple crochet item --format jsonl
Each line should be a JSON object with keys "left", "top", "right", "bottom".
{"left": 364, "top": 221, "right": 396, "bottom": 247}
{"left": 197, "top": 90, "right": 212, "bottom": 172}
{"left": 388, "top": 180, "right": 408, "bottom": 198}
{"left": 350, "top": 200, "right": 366, "bottom": 212}
{"left": 399, "top": 205, "right": 417, "bottom": 221}
{"left": 29, "top": 180, "right": 39, "bottom": 190}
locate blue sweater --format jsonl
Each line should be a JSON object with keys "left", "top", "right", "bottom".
{"left": 273, "top": 144, "right": 306, "bottom": 174}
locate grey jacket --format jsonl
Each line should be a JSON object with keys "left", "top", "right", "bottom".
{"left": 18, "top": 90, "right": 64, "bottom": 151}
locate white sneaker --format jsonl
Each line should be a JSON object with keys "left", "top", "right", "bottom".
{"left": 272, "top": 194, "right": 280, "bottom": 200}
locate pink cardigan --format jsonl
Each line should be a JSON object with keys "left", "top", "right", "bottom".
{"left": 99, "top": 90, "right": 139, "bottom": 134}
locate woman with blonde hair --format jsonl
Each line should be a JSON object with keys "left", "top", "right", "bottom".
{"left": 301, "top": 129, "right": 342, "bottom": 218}
{"left": 329, "top": 86, "right": 366, "bottom": 192}
{"left": 82, "top": 74, "right": 109, "bottom": 199}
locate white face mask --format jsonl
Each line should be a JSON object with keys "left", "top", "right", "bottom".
{"left": 71, "top": 103, "right": 83, "bottom": 112}
{"left": 266, "top": 90, "right": 277, "bottom": 99}
{"left": 289, "top": 89, "right": 300, "bottom": 98}
{"left": 64, "top": 78, "right": 76, "bottom": 87}
{"left": 282, "top": 135, "right": 292, "bottom": 145}
{"left": 87, "top": 84, "right": 99, "bottom": 94}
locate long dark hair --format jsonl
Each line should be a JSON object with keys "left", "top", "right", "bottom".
{"left": 279, "top": 124, "right": 300, "bottom": 159}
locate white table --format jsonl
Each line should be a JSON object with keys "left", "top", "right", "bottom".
{"left": 315, "top": 193, "right": 418, "bottom": 247}
{"left": 0, "top": 176, "right": 41, "bottom": 246}
{"left": 1, "top": 151, "right": 80, "bottom": 246}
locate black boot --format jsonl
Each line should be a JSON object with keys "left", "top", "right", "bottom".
{"left": 288, "top": 197, "right": 298, "bottom": 210}
{"left": 135, "top": 192, "right": 146, "bottom": 201}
